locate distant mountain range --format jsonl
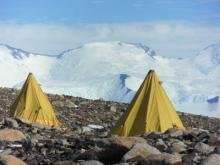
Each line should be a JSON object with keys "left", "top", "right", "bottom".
{"left": 0, "top": 41, "right": 219, "bottom": 117}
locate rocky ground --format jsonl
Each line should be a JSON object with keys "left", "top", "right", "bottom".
{"left": 0, "top": 87, "right": 220, "bottom": 165}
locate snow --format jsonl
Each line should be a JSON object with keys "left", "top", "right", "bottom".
{"left": 1, "top": 41, "right": 220, "bottom": 117}
{"left": 88, "top": 124, "right": 104, "bottom": 129}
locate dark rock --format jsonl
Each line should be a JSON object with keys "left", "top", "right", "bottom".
{"left": 4, "top": 117, "right": 19, "bottom": 128}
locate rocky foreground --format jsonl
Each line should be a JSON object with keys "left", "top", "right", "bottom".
{"left": 0, "top": 88, "right": 220, "bottom": 165}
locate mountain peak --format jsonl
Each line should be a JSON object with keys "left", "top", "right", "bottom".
{"left": 194, "top": 43, "right": 220, "bottom": 71}
{"left": 0, "top": 43, "right": 30, "bottom": 59}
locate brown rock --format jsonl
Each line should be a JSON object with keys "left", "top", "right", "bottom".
{"left": 107, "top": 136, "right": 147, "bottom": 149}
{"left": 162, "top": 153, "right": 182, "bottom": 164}
{"left": 144, "top": 153, "right": 182, "bottom": 165}
{"left": 0, "top": 129, "right": 26, "bottom": 142}
{"left": 122, "top": 143, "right": 161, "bottom": 162}
{"left": 0, "top": 155, "right": 27, "bottom": 165}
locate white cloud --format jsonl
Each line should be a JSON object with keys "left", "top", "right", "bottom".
{"left": 0, "top": 21, "right": 219, "bottom": 57}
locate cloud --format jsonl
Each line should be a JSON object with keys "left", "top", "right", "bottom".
{"left": 0, "top": 21, "right": 220, "bottom": 57}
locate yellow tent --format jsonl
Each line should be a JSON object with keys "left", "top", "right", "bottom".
{"left": 10, "top": 73, "right": 61, "bottom": 126}
{"left": 111, "top": 70, "right": 184, "bottom": 136}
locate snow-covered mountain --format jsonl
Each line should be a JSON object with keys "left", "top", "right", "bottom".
{"left": 0, "top": 44, "right": 56, "bottom": 87}
{"left": 0, "top": 41, "right": 219, "bottom": 117}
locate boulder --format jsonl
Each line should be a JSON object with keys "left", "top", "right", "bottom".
{"left": 122, "top": 143, "right": 161, "bottom": 162}
{"left": 171, "top": 141, "right": 187, "bottom": 153}
{"left": 195, "top": 142, "right": 215, "bottom": 154}
{"left": 142, "top": 153, "right": 182, "bottom": 165}
{"left": 162, "top": 153, "right": 182, "bottom": 164}
{"left": 0, "top": 155, "right": 27, "bottom": 165}
{"left": 101, "top": 136, "right": 147, "bottom": 149}
{"left": 202, "top": 154, "right": 220, "bottom": 165}
{"left": 91, "top": 137, "right": 147, "bottom": 164}
{"left": 0, "top": 129, "right": 26, "bottom": 142}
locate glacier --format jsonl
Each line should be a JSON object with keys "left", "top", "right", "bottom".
{"left": 0, "top": 42, "right": 219, "bottom": 117}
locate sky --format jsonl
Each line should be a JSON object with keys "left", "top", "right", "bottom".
{"left": 0, "top": 0, "right": 220, "bottom": 57}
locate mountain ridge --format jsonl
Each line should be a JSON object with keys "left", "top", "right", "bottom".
{"left": 0, "top": 41, "right": 220, "bottom": 117}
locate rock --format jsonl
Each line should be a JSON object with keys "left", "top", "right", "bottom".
{"left": 52, "top": 100, "right": 64, "bottom": 107}
{"left": 55, "top": 161, "right": 76, "bottom": 165}
{"left": 31, "top": 123, "right": 52, "bottom": 129}
{"left": 14, "top": 117, "right": 32, "bottom": 125}
{"left": 171, "top": 141, "right": 187, "bottom": 153}
{"left": 0, "top": 129, "right": 26, "bottom": 142}
{"left": 143, "top": 153, "right": 182, "bottom": 165}
{"left": 166, "top": 128, "right": 183, "bottom": 138}
{"left": 122, "top": 143, "right": 161, "bottom": 162}
{"left": 81, "top": 126, "right": 92, "bottom": 133}
{"left": 195, "top": 142, "right": 215, "bottom": 154}
{"left": 162, "top": 153, "right": 182, "bottom": 164}
{"left": 4, "top": 117, "right": 19, "bottom": 128}
{"left": 0, "top": 155, "right": 27, "bottom": 165}
{"left": 78, "top": 160, "right": 103, "bottom": 165}
{"left": 1, "top": 87, "right": 220, "bottom": 164}
{"left": 156, "top": 139, "right": 167, "bottom": 151}
{"left": 59, "top": 139, "right": 69, "bottom": 146}
{"left": 197, "top": 131, "right": 210, "bottom": 141}
{"left": 145, "top": 132, "right": 162, "bottom": 139}
{"left": 202, "top": 154, "right": 220, "bottom": 165}
{"left": 0, "top": 149, "right": 12, "bottom": 156}
{"left": 109, "top": 105, "right": 117, "bottom": 112}
{"left": 64, "top": 100, "right": 78, "bottom": 108}
{"left": 215, "top": 146, "right": 220, "bottom": 154}
{"left": 101, "top": 136, "right": 147, "bottom": 149}
{"left": 139, "top": 154, "right": 164, "bottom": 165}
{"left": 182, "top": 153, "right": 201, "bottom": 164}
{"left": 183, "top": 130, "right": 198, "bottom": 141}
{"left": 90, "top": 137, "right": 147, "bottom": 164}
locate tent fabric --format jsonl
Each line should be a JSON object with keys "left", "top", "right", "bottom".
{"left": 111, "top": 70, "right": 185, "bottom": 136}
{"left": 10, "top": 73, "right": 61, "bottom": 126}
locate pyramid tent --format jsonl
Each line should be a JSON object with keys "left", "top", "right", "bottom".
{"left": 111, "top": 70, "right": 184, "bottom": 136}
{"left": 10, "top": 73, "right": 61, "bottom": 126}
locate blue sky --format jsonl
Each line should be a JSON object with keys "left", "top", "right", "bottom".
{"left": 1, "top": 0, "right": 220, "bottom": 24}
{"left": 0, "top": 0, "right": 220, "bottom": 57}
